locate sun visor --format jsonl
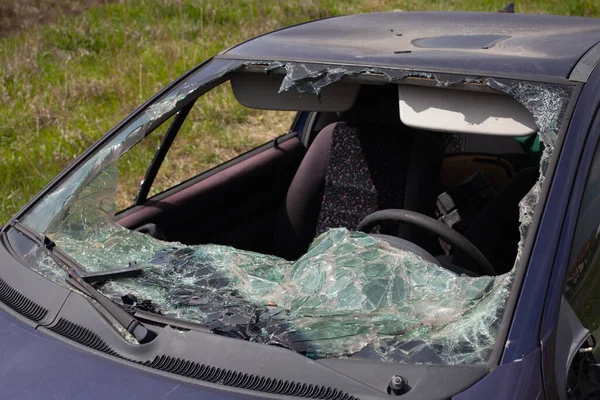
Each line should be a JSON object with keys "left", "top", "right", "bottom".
{"left": 398, "top": 85, "right": 537, "bottom": 136}
{"left": 230, "top": 72, "right": 359, "bottom": 111}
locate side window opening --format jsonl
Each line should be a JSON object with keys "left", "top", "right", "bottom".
{"left": 114, "top": 115, "right": 175, "bottom": 211}
{"left": 112, "top": 80, "right": 296, "bottom": 210}
{"left": 147, "top": 81, "right": 295, "bottom": 198}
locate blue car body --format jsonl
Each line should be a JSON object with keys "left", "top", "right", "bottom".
{"left": 3, "top": 11, "right": 600, "bottom": 400}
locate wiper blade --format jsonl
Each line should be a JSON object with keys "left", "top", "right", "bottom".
{"left": 133, "top": 308, "right": 211, "bottom": 332}
{"left": 79, "top": 262, "right": 142, "bottom": 284}
{"left": 10, "top": 221, "right": 157, "bottom": 344}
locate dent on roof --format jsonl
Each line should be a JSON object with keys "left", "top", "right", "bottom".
{"left": 221, "top": 12, "right": 600, "bottom": 79}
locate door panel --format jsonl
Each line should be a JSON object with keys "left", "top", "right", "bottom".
{"left": 118, "top": 136, "right": 305, "bottom": 255}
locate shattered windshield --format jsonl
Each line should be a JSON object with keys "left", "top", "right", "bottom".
{"left": 20, "top": 59, "right": 572, "bottom": 364}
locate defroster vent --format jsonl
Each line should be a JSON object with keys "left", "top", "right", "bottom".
{"left": 144, "top": 355, "right": 358, "bottom": 400}
{"left": 48, "top": 319, "right": 359, "bottom": 400}
{"left": 0, "top": 276, "right": 47, "bottom": 322}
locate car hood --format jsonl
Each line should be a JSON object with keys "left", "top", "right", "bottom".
{"left": 0, "top": 309, "right": 248, "bottom": 400}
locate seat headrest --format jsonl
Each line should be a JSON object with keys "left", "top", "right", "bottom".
{"left": 337, "top": 84, "right": 402, "bottom": 126}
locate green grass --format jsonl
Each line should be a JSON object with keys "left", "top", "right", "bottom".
{"left": 1, "top": 0, "right": 599, "bottom": 222}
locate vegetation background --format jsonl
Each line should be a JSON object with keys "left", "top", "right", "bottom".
{"left": 1, "top": 0, "right": 599, "bottom": 222}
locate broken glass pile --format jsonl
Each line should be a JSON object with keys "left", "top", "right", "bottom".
{"left": 55, "top": 224, "right": 511, "bottom": 363}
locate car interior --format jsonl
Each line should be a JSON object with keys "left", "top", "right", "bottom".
{"left": 116, "top": 73, "right": 541, "bottom": 278}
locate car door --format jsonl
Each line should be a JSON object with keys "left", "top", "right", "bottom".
{"left": 540, "top": 68, "right": 600, "bottom": 400}
{"left": 550, "top": 125, "right": 600, "bottom": 399}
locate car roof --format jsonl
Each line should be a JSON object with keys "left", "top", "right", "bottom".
{"left": 218, "top": 12, "right": 600, "bottom": 80}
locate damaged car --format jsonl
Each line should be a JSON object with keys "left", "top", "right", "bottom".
{"left": 3, "top": 10, "right": 600, "bottom": 400}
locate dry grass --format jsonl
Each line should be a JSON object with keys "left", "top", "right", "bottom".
{"left": 1, "top": 0, "right": 348, "bottom": 221}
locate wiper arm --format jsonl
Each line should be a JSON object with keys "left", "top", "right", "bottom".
{"left": 10, "top": 221, "right": 157, "bottom": 344}
{"left": 65, "top": 268, "right": 157, "bottom": 344}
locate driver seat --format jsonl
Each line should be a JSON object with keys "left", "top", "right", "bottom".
{"left": 276, "top": 84, "right": 444, "bottom": 259}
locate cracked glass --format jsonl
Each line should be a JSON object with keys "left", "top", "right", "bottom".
{"left": 19, "top": 59, "right": 572, "bottom": 364}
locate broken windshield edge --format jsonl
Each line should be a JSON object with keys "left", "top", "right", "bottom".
{"left": 21, "top": 58, "right": 247, "bottom": 234}
{"left": 19, "top": 60, "right": 571, "bottom": 365}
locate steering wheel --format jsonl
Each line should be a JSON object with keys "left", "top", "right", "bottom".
{"left": 357, "top": 209, "right": 496, "bottom": 276}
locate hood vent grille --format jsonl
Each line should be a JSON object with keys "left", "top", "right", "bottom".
{"left": 47, "top": 319, "right": 358, "bottom": 400}
{"left": 0, "top": 276, "right": 47, "bottom": 322}
{"left": 144, "top": 355, "right": 358, "bottom": 400}
{"left": 49, "top": 318, "right": 119, "bottom": 356}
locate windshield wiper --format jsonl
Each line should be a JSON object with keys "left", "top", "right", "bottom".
{"left": 9, "top": 221, "right": 157, "bottom": 344}
{"left": 79, "top": 262, "right": 142, "bottom": 284}
{"left": 65, "top": 267, "right": 157, "bottom": 344}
